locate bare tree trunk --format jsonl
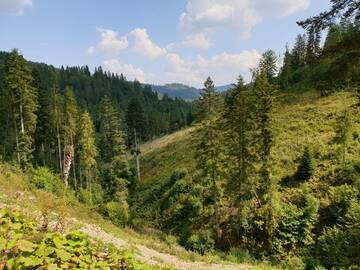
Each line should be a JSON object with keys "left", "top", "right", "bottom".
{"left": 19, "top": 102, "right": 25, "bottom": 133}
{"left": 62, "top": 144, "right": 74, "bottom": 188}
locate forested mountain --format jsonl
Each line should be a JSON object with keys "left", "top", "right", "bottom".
{"left": 0, "top": 1, "right": 359, "bottom": 270}
{"left": 150, "top": 83, "right": 200, "bottom": 100}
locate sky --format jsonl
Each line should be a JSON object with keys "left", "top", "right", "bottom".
{"left": 0, "top": 0, "right": 330, "bottom": 87}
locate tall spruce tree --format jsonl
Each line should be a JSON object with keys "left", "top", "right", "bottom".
{"left": 223, "top": 76, "right": 256, "bottom": 202}
{"left": 3, "top": 49, "right": 38, "bottom": 169}
{"left": 259, "top": 49, "right": 278, "bottom": 82}
{"left": 99, "top": 96, "right": 131, "bottom": 201}
{"left": 252, "top": 72, "right": 276, "bottom": 202}
{"left": 292, "top": 34, "right": 307, "bottom": 68}
{"left": 194, "top": 77, "right": 224, "bottom": 240}
{"left": 78, "top": 111, "right": 98, "bottom": 193}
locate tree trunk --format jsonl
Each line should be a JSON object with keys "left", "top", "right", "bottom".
{"left": 62, "top": 144, "right": 74, "bottom": 188}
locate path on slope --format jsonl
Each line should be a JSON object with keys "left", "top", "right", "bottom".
{"left": 80, "top": 223, "right": 248, "bottom": 270}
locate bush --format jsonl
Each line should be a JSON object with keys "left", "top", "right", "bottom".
{"left": 328, "top": 184, "right": 358, "bottom": 224}
{"left": 29, "top": 167, "right": 64, "bottom": 195}
{"left": 186, "top": 230, "right": 215, "bottom": 255}
{"left": 281, "top": 256, "right": 305, "bottom": 270}
{"left": 78, "top": 183, "right": 105, "bottom": 206}
{"left": 294, "top": 147, "right": 315, "bottom": 182}
{"left": 225, "top": 248, "right": 253, "bottom": 263}
{"left": 103, "top": 201, "right": 129, "bottom": 226}
{"left": 317, "top": 226, "right": 351, "bottom": 268}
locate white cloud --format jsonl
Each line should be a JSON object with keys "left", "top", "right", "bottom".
{"left": 88, "top": 28, "right": 128, "bottom": 56}
{"left": 0, "top": 0, "right": 32, "bottom": 15}
{"left": 180, "top": 0, "right": 309, "bottom": 38}
{"left": 129, "top": 28, "right": 166, "bottom": 59}
{"left": 163, "top": 49, "right": 261, "bottom": 87}
{"left": 103, "top": 59, "right": 145, "bottom": 82}
{"left": 182, "top": 33, "right": 212, "bottom": 49}
{"left": 196, "top": 49, "right": 261, "bottom": 70}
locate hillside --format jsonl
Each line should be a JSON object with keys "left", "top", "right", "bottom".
{"left": 150, "top": 84, "right": 200, "bottom": 101}
{"left": 140, "top": 90, "right": 359, "bottom": 183}
{"left": 0, "top": 162, "right": 272, "bottom": 270}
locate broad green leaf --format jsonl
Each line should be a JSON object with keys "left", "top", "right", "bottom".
{"left": 56, "top": 248, "right": 72, "bottom": 261}
{"left": 17, "top": 239, "right": 37, "bottom": 252}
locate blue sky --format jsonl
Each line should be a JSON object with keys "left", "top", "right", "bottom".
{"left": 0, "top": 0, "right": 330, "bottom": 87}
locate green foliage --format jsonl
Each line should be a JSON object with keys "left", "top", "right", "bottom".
{"left": 29, "top": 167, "right": 64, "bottom": 195}
{"left": 294, "top": 147, "right": 315, "bottom": 182}
{"left": 0, "top": 209, "right": 154, "bottom": 269}
{"left": 1, "top": 49, "right": 38, "bottom": 169}
{"left": 102, "top": 201, "right": 129, "bottom": 226}
{"left": 185, "top": 230, "right": 215, "bottom": 255}
{"left": 78, "top": 183, "right": 105, "bottom": 206}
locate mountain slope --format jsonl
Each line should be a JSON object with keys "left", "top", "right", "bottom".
{"left": 140, "top": 90, "right": 359, "bottom": 183}
{"left": 150, "top": 83, "right": 200, "bottom": 101}
{"left": 0, "top": 162, "right": 265, "bottom": 270}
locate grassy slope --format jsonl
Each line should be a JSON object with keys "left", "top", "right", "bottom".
{"left": 0, "top": 163, "right": 275, "bottom": 269}
{"left": 141, "top": 90, "right": 360, "bottom": 183}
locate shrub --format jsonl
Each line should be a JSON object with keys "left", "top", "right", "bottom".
{"left": 78, "top": 183, "right": 105, "bottom": 206}
{"left": 328, "top": 184, "right": 358, "bottom": 224}
{"left": 281, "top": 256, "right": 305, "bottom": 270}
{"left": 186, "top": 230, "right": 215, "bottom": 255}
{"left": 103, "top": 201, "right": 129, "bottom": 226}
{"left": 294, "top": 147, "right": 315, "bottom": 182}
{"left": 29, "top": 167, "right": 64, "bottom": 195}
{"left": 225, "top": 248, "right": 253, "bottom": 263}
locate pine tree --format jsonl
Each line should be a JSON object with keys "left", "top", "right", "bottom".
{"left": 292, "top": 34, "right": 307, "bottom": 68}
{"left": 259, "top": 49, "right": 278, "bottom": 82}
{"left": 99, "top": 96, "right": 131, "bottom": 200}
{"left": 62, "top": 87, "right": 78, "bottom": 188}
{"left": 194, "top": 77, "right": 224, "bottom": 240}
{"left": 279, "top": 45, "right": 293, "bottom": 90}
{"left": 294, "top": 147, "right": 315, "bottom": 182}
{"left": 306, "top": 27, "right": 321, "bottom": 64}
{"left": 78, "top": 111, "right": 98, "bottom": 193}
{"left": 3, "top": 49, "right": 38, "bottom": 169}
{"left": 252, "top": 72, "right": 276, "bottom": 202}
{"left": 223, "top": 76, "right": 256, "bottom": 202}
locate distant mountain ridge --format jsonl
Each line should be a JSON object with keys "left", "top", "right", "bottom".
{"left": 150, "top": 83, "right": 233, "bottom": 100}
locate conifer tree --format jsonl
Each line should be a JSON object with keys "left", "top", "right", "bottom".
{"left": 306, "top": 27, "right": 321, "bottom": 64}
{"left": 99, "top": 96, "right": 131, "bottom": 200}
{"left": 252, "top": 72, "right": 276, "bottom": 202}
{"left": 292, "top": 34, "right": 307, "bottom": 68}
{"left": 294, "top": 146, "right": 315, "bottom": 182}
{"left": 194, "top": 77, "right": 224, "bottom": 240}
{"left": 3, "top": 49, "right": 38, "bottom": 169}
{"left": 223, "top": 76, "right": 256, "bottom": 201}
{"left": 259, "top": 49, "right": 278, "bottom": 82}
{"left": 279, "top": 45, "right": 293, "bottom": 90}
{"left": 78, "top": 111, "right": 98, "bottom": 193}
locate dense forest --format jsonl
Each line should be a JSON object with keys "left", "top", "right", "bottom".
{"left": 0, "top": 1, "right": 359, "bottom": 269}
